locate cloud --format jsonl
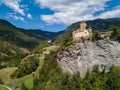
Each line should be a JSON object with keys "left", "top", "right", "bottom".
{"left": 27, "top": 13, "right": 32, "bottom": 19}
{"left": 13, "top": 15, "right": 24, "bottom": 21}
{"left": 7, "top": 13, "right": 24, "bottom": 21}
{"left": 97, "top": 7, "right": 120, "bottom": 19}
{"left": 1, "top": 0, "right": 25, "bottom": 15}
{"left": 36, "top": 0, "right": 120, "bottom": 25}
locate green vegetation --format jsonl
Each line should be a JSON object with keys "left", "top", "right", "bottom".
{"left": 0, "top": 19, "right": 62, "bottom": 50}
{"left": 11, "top": 56, "right": 39, "bottom": 78}
{"left": 32, "top": 50, "right": 120, "bottom": 90}
{"left": 92, "top": 30, "right": 101, "bottom": 41}
{"left": 61, "top": 33, "right": 73, "bottom": 49}
{"left": 0, "top": 86, "right": 8, "bottom": 90}
{"left": 0, "top": 67, "right": 17, "bottom": 84}
{"left": 110, "top": 26, "right": 120, "bottom": 39}
{"left": 0, "top": 40, "right": 27, "bottom": 68}
{"left": 0, "top": 78, "right": 4, "bottom": 84}
{"left": 24, "top": 77, "right": 34, "bottom": 89}
{"left": 20, "top": 82, "right": 28, "bottom": 90}
{"left": 8, "top": 74, "right": 34, "bottom": 90}
{"left": 0, "top": 23, "right": 39, "bottom": 50}
{"left": 0, "top": 19, "right": 62, "bottom": 69}
{"left": 32, "top": 41, "right": 51, "bottom": 54}
{"left": 23, "top": 29, "right": 64, "bottom": 40}
{"left": 1, "top": 19, "right": 120, "bottom": 90}
{"left": 32, "top": 50, "right": 61, "bottom": 90}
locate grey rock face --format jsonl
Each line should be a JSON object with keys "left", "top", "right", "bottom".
{"left": 57, "top": 40, "right": 120, "bottom": 77}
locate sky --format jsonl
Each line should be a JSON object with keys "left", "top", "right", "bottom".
{"left": 0, "top": 0, "right": 120, "bottom": 32}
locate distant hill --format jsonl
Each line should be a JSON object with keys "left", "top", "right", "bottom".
{"left": 23, "top": 29, "right": 64, "bottom": 40}
{"left": 54, "top": 18, "right": 120, "bottom": 44}
{"left": 0, "top": 19, "right": 39, "bottom": 50}
{"left": 0, "top": 19, "right": 63, "bottom": 50}
{"left": 0, "top": 19, "right": 63, "bottom": 67}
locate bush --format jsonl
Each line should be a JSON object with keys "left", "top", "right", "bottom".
{"left": 11, "top": 56, "right": 39, "bottom": 78}
{"left": 92, "top": 30, "right": 101, "bottom": 41}
{"left": 61, "top": 33, "right": 73, "bottom": 49}
{"left": 0, "top": 78, "right": 4, "bottom": 84}
{"left": 110, "top": 26, "right": 120, "bottom": 39}
{"left": 33, "top": 62, "right": 120, "bottom": 90}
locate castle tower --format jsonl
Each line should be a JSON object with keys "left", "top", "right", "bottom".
{"left": 80, "top": 21, "right": 87, "bottom": 31}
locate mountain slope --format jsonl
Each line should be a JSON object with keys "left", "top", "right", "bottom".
{"left": 0, "top": 19, "right": 63, "bottom": 68}
{"left": 55, "top": 18, "right": 120, "bottom": 44}
{"left": 0, "top": 19, "right": 63, "bottom": 49}
{"left": 23, "top": 29, "right": 64, "bottom": 40}
{"left": 0, "top": 19, "right": 39, "bottom": 50}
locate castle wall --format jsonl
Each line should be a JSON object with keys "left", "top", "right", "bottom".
{"left": 73, "top": 30, "right": 90, "bottom": 40}
{"left": 72, "top": 22, "right": 92, "bottom": 41}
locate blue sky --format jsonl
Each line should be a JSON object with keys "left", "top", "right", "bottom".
{"left": 0, "top": 0, "right": 120, "bottom": 32}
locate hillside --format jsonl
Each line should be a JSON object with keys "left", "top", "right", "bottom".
{"left": 0, "top": 19, "right": 39, "bottom": 50}
{"left": 0, "top": 19, "right": 64, "bottom": 49}
{"left": 1, "top": 18, "right": 120, "bottom": 90}
{"left": 23, "top": 29, "right": 64, "bottom": 40}
{"left": 55, "top": 18, "right": 120, "bottom": 44}
{"left": 32, "top": 40, "right": 120, "bottom": 90}
{"left": 0, "top": 19, "right": 63, "bottom": 68}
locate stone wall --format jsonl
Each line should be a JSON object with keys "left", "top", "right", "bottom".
{"left": 73, "top": 30, "right": 90, "bottom": 41}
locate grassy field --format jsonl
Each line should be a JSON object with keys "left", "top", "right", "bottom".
{"left": 0, "top": 67, "right": 17, "bottom": 84}
{"left": 0, "top": 45, "right": 59, "bottom": 89}
{"left": 43, "top": 45, "right": 59, "bottom": 54}
{"left": 0, "top": 86, "right": 8, "bottom": 90}
{"left": 7, "top": 74, "right": 33, "bottom": 90}
{"left": 24, "top": 76, "right": 34, "bottom": 89}
{"left": 0, "top": 67, "right": 33, "bottom": 89}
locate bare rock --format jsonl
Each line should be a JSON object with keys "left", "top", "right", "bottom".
{"left": 57, "top": 40, "right": 120, "bottom": 77}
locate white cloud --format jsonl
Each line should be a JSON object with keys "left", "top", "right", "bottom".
{"left": 13, "top": 15, "right": 24, "bottom": 21}
{"left": 7, "top": 13, "right": 24, "bottom": 21}
{"left": 97, "top": 7, "right": 120, "bottom": 19}
{"left": 1, "top": 0, "right": 25, "bottom": 16}
{"left": 27, "top": 14, "right": 32, "bottom": 19}
{"left": 100, "top": 11, "right": 120, "bottom": 19}
{"left": 36, "top": 0, "right": 120, "bottom": 25}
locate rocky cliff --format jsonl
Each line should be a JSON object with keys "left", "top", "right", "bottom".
{"left": 57, "top": 40, "right": 120, "bottom": 77}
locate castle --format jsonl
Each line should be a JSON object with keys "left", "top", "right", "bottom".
{"left": 72, "top": 21, "right": 92, "bottom": 41}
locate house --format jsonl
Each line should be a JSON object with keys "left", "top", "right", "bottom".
{"left": 100, "top": 31, "right": 112, "bottom": 39}
{"left": 47, "top": 40, "right": 52, "bottom": 43}
{"left": 72, "top": 21, "right": 92, "bottom": 41}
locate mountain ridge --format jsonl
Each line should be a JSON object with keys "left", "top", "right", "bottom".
{"left": 55, "top": 18, "right": 120, "bottom": 44}
{"left": 0, "top": 19, "right": 64, "bottom": 49}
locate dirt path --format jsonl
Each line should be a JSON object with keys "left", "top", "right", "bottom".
{"left": 21, "top": 54, "right": 35, "bottom": 62}
{"left": 43, "top": 45, "right": 59, "bottom": 54}
{"left": 0, "top": 84, "right": 12, "bottom": 90}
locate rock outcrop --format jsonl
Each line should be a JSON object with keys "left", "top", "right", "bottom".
{"left": 57, "top": 40, "right": 120, "bottom": 77}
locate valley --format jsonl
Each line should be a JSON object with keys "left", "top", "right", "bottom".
{"left": 0, "top": 44, "right": 59, "bottom": 90}
{"left": 0, "top": 0, "right": 120, "bottom": 89}
{"left": 0, "top": 18, "right": 120, "bottom": 90}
